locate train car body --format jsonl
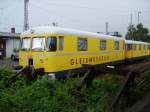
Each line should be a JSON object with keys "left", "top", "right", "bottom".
{"left": 125, "top": 40, "right": 150, "bottom": 61}
{"left": 19, "top": 26, "right": 150, "bottom": 77}
{"left": 19, "top": 26, "right": 125, "bottom": 76}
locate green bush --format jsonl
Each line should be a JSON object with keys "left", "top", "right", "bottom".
{"left": 0, "top": 69, "right": 150, "bottom": 112}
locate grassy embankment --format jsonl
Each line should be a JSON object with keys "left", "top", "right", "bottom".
{"left": 0, "top": 68, "right": 150, "bottom": 112}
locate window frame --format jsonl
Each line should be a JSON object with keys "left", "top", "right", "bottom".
{"left": 31, "top": 37, "right": 46, "bottom": 51}
{"left": 133, "top": 44, "right": 136, "bottom": 51}
{"left": 126, "top": 44, "right": 130, "bottom": 50}
{"left": 148, "top": 45, "right": 150, "bottom": 50}
{"left": 100, "top": 39, "right": 107, "bottom": 50}
{"left": 47, "top": 36, "right": 57, "bottom": 52}
{"left": 21, "top": 37, "right": 31, "bottom": 51}
{"left": 139, "top": 44, "right": 141, "bottom": 50}
{"left": 77, "top": 38, "right": 88, "bottom": 51}
{"left": 143, "top": 45, "right": 146, "bottom": 50}
{"left": 146, "top": 45, "right": 148, "bottom": 50}
{"left": 114, "top": 41, "right": 120, "bottom": 50}
{"left": 58, "top": 36, "right": 64, "bottom": 51}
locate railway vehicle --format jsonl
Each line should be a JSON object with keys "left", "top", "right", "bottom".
{"left": 125, "top": 40, "right": 150, "bottom": 61}
{"left": 19, "top": 26, "right": 150, "bottom": 78}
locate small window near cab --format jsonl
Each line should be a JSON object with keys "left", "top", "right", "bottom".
{"left": 47, "top": 36, "right": 57, "bottom": 51}
{"left": 100, "top": 40, "right": 106, "bottom": 50}
{"left": 78, "top": 38, "right": 87, "bottom": 51}
{"left": 114, "top": 41, "right": 119, "bottom": 50}
{"left": 59, "top": 36, "right": 64, "bottom": 51}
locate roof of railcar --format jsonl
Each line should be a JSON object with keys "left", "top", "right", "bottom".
{"left": 21, "top": 26, "right": 124, "bottom": 40}
{"left": 125, "top": 40, "right": 150, "bottom": 45}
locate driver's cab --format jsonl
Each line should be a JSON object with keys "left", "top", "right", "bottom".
{"left": 19, "top": 35, "right": 64, "bottom": 71}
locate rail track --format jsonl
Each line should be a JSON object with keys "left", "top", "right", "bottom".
{"left": 127, "top": 92, "right": 150, "bottom": 112}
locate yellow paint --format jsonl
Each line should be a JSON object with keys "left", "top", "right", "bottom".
{"left": 19, "top": 34, "right": 125, "bottom": 73}
{"left": 125, "top": 44, "right": 150, "bottom": 59}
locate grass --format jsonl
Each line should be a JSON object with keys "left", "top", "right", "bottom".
{"left": 0, "top": 68, "right": 150, "bottom": 112}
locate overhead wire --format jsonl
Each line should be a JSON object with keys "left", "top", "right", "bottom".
{"left": 30, "top": 1, "right": 91, "bottom": 28}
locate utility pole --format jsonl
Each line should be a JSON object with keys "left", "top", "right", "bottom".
{"left": 105, "top": 22, "right": 108, "bottom": 34}
{"left": 138, "top": 11, "right": 141, "bottom": 24}
{"left": 24, "top": 0, "right": 29, "bottom": 31}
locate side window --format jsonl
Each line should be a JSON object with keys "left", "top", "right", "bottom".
{"left": 126, "top": 44, "right": 131, "bottom": 50}
{"left": 133, "top": 44, "right": 136, "bottom": 50}
{"left": 47, "top": 37, "right": 57, "bottom": 51}
{"left": 139, "top": 44, "right": 141, "bottom": 50}
{"left": 78, "top": 38, "right": 87, "bottom": 51}
{"left": 100, "top": 40, "right": 106, "bottom": 50}
{"left": 141, "top": 45, "right": 143, "bottom": 50}
{"left": 114, "top": 41, "right": 119, "bottom": 50}
{"left": 59, "top": 36, "right": 64, "bottom": 51}
{"left": 143, "top": 45, "right": 145, "bottom": 50}
{"left": 146, "top": 45, "right": 148, "bottom": 50}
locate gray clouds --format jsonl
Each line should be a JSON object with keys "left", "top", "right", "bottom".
{"left": 0, "top": 0, "right": 150, "bottom": 36}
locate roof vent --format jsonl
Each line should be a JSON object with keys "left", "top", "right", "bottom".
{"left": 30, "top": 29, "right": 35, "bottom": 34}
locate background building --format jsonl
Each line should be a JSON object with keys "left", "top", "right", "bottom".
{"left": 0, "top": 28, "right": 20, "bottom": 58}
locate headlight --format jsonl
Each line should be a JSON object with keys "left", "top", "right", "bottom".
{"left": 47, "top": 73, "right": 56, "bottom": 80}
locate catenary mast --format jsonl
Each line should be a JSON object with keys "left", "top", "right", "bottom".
{"left": 23, "top": 0, "right": 29, "bottom": 31}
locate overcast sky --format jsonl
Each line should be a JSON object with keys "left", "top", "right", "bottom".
{"left": 0, "top": 0, "right": 150, "bottom": 36}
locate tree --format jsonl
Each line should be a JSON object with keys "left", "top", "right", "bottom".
{"left": 126, "top": 23, "right": 150, "bottom": 42}
{"left": 126, "top": 24, "right": 136, "bottom": 40}
{"left": 136, "top": 24, "right": 150, "bottom": 42}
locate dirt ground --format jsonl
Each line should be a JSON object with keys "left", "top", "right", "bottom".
{"left": 0, "top": 58, "right": 19, "bottom": 69}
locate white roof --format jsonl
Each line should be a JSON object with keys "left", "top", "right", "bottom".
{"left": 21, "top": 26, "right": 124, "bottom": 40}
{"left": 0, "top": 32, "right": 20, "bottom": 38}
{"left": 125, "top": 40, "right": 150, "bottom": 45}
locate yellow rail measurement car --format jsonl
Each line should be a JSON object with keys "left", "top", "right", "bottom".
{"left": 19, "top": 26, "right": 150, "bottom": 78}
{"left": 125, "top": 40, "right": 150, "bottom": 61}
{"left": 19, "top": 26, "right": 126, "bottom": 77}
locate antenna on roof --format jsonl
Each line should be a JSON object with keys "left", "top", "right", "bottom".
{"left": 105, "top": 22, "right": 109, "bottom": 35}
{"left": 52, "top": 22, "right": 58, "bottom": 27}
